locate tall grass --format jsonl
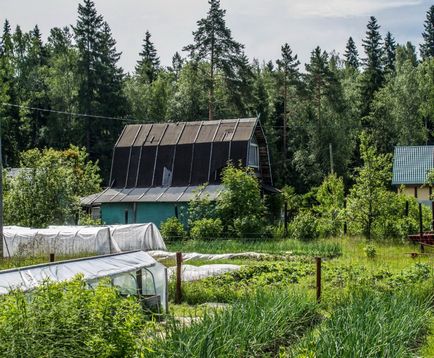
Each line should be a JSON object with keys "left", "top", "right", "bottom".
{"left": 153, "top": 289, "right": 319, "bottom": 357}
{"left": 290, "top": 286, "right": 433, "bottom": 357}
{"left": 167, "top": 239, "right": 342, "bottom": 258}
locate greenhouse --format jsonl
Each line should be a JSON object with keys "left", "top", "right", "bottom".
{"left": 3, "top": 223, "right": 167, "bottom": 258}
{"left": 0, "top": 250, "right": 168, "bottom": 311}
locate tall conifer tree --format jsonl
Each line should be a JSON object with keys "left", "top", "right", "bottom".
{"left": 276, "top": 43, "right": 300, "bottom": 171}
{"left": 420, "top": 5, "right": 434, "bottom": 60}
{"left": 136, "top": 30, "right": 160, "bottom": 83}
{"left": 383, "top": 31, "right": 396, "bottom": 74}
{"left": 184, "top": 0, "right": 244, "bottom": 120}
{"left": 344, "top": 37, "right": 359, "bottom": 69}
{"left": 170, "top": 51, "right": 184, "bottom": 80}
{"left": 73, "top": 0, "right": 104, "bottom": 151}
{"left": 360, "top": 16, "right": 384, "bottom": 118}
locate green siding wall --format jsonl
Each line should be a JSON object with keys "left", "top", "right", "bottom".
{"left": 101, "top": 202, "right": 188, "bottom": 227}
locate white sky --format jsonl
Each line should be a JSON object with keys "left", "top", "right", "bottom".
{"left": 0, "top": 0, "right": 431, "bottom": 72}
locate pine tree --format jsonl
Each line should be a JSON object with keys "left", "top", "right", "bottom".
{"left": 305, "top": 47, "right": 332, "bottom": 127}
{"left": 276, "top": 43, "right": 300, "bottom": 172}
{"left": 94, "top": 21, "right": 126, "bottom": 177}
{"left": 383, "top": 32, "right": 396, "bottom": 74}
{"left": 420, "top": 5, "right": 434, "bottom": 60}
{"left": 135, "top": 30, "right": 160, "bottom": 83}
{"left": 170, "top": 51, "right": 184, "bottom": 80}
{"left": 183, "top": 0, "right": 244, "bottom": 120}
{"left": 0, "top": 20, "right": 19, "bottom": 165}
{"left": 360, "top": 16, "right": 384, "bottom": 118}
{"left": 45, "top": 27, "right": 79, "bottom": 148}
{"left": 344, "top": 37, "right": 359, "bottom": 69}
{"left": 73, "top": 0, "right": 104, "bottom": 152}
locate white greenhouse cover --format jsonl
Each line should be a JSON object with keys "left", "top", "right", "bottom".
{"left": 3, "top": 224, "right": 166, "bottom": 258}
{"left": 0, "top": 251, "right": 168, "bottom": 310}
{"left": 109, "top": 224, "right": 167, "bottom": 253}
{"left": 168, "top": 264, "right": 241, "bottom": 281}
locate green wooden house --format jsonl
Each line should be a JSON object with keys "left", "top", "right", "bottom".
{"left": 81, "top": 118, "right": 274, "bottom": 227}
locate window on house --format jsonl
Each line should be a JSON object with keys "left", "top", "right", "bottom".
{"left": 162, "top": 166, "right": 172, "bottom": 187}
{"left": 248, "top": 137, "right": 259, "bottom": 168}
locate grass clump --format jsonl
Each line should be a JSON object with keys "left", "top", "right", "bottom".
{"left": 290, "top": 288, "right": 433, "bottom": 357}
{"left": 154, "top": 289, "right": 319, "bottom": 357}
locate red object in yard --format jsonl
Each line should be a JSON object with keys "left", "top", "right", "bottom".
{"left": 408, "top": 232, "right": 434, "bottom": 245}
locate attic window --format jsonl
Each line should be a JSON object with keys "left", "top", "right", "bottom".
{"left": 162, "top": 167, "right": 172, "bottom": 187}
{"left": 248, "top": 137, "right": 259, "bottom": 168}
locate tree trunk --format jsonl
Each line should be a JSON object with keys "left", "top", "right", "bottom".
{"left": 283, "top": 71, "right": 288, "bottom": 172}
{"left": 209, "top": 34, "right": 215, "bottom": 121}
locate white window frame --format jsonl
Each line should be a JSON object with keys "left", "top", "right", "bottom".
{"left": 248, "top": 138, "right": 259, "bottom": 169}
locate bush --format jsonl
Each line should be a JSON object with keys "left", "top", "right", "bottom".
{"left": 232, "top": 215, "right": 265, "bottom": 239}
{"left": 0, "top": 276, "right": 153, "bottom": 357}
{"left": 290, "top": 211, "right": 319, "bottom": 241}
{"left": 160, "top": 217, "right": 186, "bottom": 242}
{"left": 364, "top": 244, "right": 377, "bottom": 259}
{"left": 190, "top": 218, "right": 223, "bottom": 240}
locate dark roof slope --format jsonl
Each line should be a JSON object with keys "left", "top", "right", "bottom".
{"left": 109, "top": 118, "right": 272, "bottom": 189}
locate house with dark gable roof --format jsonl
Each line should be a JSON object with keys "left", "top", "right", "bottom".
{"left": 82, "top": 118, "right": 275, "bottom": 226}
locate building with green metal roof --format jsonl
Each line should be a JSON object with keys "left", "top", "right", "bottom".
{"left": 392, "top": 146, "right": 434, "bottom": 204}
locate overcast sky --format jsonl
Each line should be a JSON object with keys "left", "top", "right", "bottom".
{"left": 0, "top": 0, "right": 431, "bottom": 72}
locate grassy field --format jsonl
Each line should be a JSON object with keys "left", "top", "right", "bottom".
{"left": 163, "top": 237, "right": 434, "bottom": 357}
{"left": 0, "top": 237, "right": 433, "bottom": 357}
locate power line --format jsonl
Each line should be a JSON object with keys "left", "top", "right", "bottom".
{"left": 1, "top": 102, "right": 293, "bottom": 129}
{"left": 1, "top": 103, "right": 140, "bottom": 123}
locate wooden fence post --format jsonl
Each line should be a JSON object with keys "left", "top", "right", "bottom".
{"left": 136, "top": 269, "right": 143, "bottom": 296}
{"left": 316, "top": 257, "right": 322, "bottom": 303}
{"left": 175, "top": 252, "right": 183, "bottom": 304}
{"left": 49, "top": 253, "right": 55, "bottom": 262}
{"left": 343, "top": 198, "right": 347, "bottom": 235}
{"left": 284, "top": 202, "right": 288, "bottom": 237}
{"left": 419, "top": 203, "right": 424, "bottom": 253}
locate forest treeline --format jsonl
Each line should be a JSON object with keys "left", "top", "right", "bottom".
{"left": 0, "top": 0, "right": 433, "bottom": 190}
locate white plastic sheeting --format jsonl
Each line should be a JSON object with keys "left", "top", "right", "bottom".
{"left": 0, "top": 251, "right": 168, "bottom": 310}
{"left": 3, "top": 226, "right": 110, "bottom": 258}
{"left": 149, "top": 250, "right": 271, "bottom": 261}
{"left": 3, "top": 224, "right": 166, "bottom": 258}
{"left": 168, "top": 264, "right": 241, "bottom": 281}
{"left": 109, "top": 224, "right": 166, "bottom": 253}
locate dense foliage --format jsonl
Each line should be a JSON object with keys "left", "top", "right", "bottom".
{"left": 0, "top": 1, "right": 433, "bottom": 190}
{"left": 0, "top": 276, "right": 152, "bottom": 357}
{"left": 4, "top": 146, "right": 101, "bottom": 227}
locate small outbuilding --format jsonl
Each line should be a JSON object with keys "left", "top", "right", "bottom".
{"left": 82, "top": 117, "right": 275, "bottom": 226}
{"left": 392, "top": 146, "right": 434, "bottom": 204}
{"left": 0, "top": 250, "right": 168, "bottom": 311}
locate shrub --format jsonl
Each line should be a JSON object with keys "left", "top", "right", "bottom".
{"left": 232, "top": 215, "right": 265, "bottom": 239}
{"left": 217, "top": 164, "right": 266, "bottom": 235}
{"left": 160, "top": 217, "right": 186, "bottom": 241}
{"left": 188, "top": 186, "right": 217, "bottom": 225}
{"left": 190, "top": 218, "right": 223, "bottom": 240}
{"left": 290, "top": 211, "right": 319, "bottom": 241}
{"left": 364, "top": 244, "right": 377, "bottom": 258}
{"left": 0, "top": 276, "right": 153, "bottom": 357}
